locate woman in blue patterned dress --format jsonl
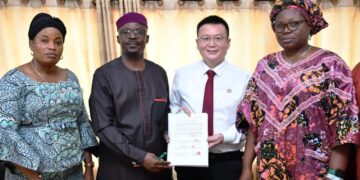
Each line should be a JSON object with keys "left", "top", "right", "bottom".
{"left": 0, "top": 13, "right": 98, "bottom": 180}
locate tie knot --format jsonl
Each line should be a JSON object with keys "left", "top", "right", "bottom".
{"left": 206, "top": 70, "right": 216, "bottom": 78}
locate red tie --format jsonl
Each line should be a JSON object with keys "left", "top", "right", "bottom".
{"left": 202, "top": 70, "right": 215, "bottom": 136}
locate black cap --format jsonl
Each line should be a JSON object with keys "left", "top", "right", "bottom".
{"left": 28, "top": 13, "right": 67, "bottom": 41}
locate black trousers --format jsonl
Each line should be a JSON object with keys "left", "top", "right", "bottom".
{"left": 175, "top": 151, "right": 243, "bottom": 180}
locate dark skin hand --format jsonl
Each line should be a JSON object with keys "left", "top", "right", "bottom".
{"left": 14, "top": 164, "right": 41, "bottom": 180}
{"left": 328, "top": 144, "right": 351, "bottom": 172}
{"left": 238, "top": 129, "right": 256, "bottom": 180}
{"left": 141, "top": 153, "right": 171, "bottom": 173}
{"left": 83, "top": 151, "right": 95, "bottom": 180}
{"left": 84, "top": 167, "right": 94, "bottom": 180}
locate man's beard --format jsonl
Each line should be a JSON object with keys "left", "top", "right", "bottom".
{"left": 125, "top": 51, "right": 144, "bottom": 60}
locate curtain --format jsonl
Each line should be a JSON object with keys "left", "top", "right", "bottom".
{"left": 138, "top": 7, "right": 360, "bottom": 81}
{"left": 0, "top": 0, "right": 360, "bottom": 179}
{"left": 1, "top": 0, "right": 360, "bottom": 106}
{"left": 97, "top": 0, "right": 141, "bottom": 64}
{"left": 96, "top": 0, "right": 116, "bottom": 64}
{"left": 1, "top": 0, "right": 360, "bottom": 82}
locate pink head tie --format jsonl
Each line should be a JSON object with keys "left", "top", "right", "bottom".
{"left": 287, "top": 5, "right": 310, "bottom": 23}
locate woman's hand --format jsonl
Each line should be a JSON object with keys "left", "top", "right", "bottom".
{"left": 83, "top": 167, "right": 94, "bottom": 180}
{"left": 83, "top": 151, "right": 95, "bottom": 180}
{"left": 239, "top": 169, "right": 252, "bottom": 180}
{"left": 27, "top": 173, "right": 41, "bottom": 180}
{"left": 14, "top": 164, "right": 41, "bottom": 180}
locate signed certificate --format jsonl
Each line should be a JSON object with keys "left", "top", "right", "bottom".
{"left": 167, "top": 113, "right": 209, "bottom": 167}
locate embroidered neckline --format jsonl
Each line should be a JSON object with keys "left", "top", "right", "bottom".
{"left": 278, "top": 48, "right": 324, "bottom": 69}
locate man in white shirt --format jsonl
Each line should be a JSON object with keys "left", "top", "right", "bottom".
{"left": 170, "top": 15, "right": 250, "bottom": 180}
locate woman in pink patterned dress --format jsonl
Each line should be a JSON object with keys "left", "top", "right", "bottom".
{"left": 237, "top": 0, "right": 359, "bottom": 179}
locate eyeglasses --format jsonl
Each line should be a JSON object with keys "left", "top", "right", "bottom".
{"left": 119, "top": 29, "right": 147, "bottom": 37}
{"left": 273, "top": 20, "right": 307, "bottom": 33}
{"left": 198, "top": 35, "right": 227, "bottom": 44}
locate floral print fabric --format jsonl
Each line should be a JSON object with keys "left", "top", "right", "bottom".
{"left": 237, "top": 49, "right": 359, "bottom": 179}
{"left": 270, "top": 0, "right": 328, "bottom": 35}
{"left": 0, "top": 69, "right": 97, "bottom": 179}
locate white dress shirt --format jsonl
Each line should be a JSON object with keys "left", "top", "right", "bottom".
{"left": 170, "top": 60, "right": 250, "bottom": 153}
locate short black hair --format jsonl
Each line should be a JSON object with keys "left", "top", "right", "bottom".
{"left": 197, "top": 15, "right": 229, "bottom": 37}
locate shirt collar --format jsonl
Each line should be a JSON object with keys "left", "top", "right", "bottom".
{"left": 200, "top": 60, "right": 228, "bottom": 76}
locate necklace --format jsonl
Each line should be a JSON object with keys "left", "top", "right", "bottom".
{"left": 284, "top": 45, "right": 312, "bottom": 64}
{"left": 31, "top": 60, "right": 46, "bottom": 80}
{"left": 31, "top": 60, "right": 59, "bottom": 82}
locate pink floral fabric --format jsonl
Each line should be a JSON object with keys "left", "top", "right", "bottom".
{"left": 237, "top": 49, "right": 359, "bottom": 179}
{"left": 270, "top": 0, "right": 328, "bottom": 36}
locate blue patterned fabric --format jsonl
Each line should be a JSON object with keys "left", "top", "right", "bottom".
{"left": 0, "top": 69, "right": 98, "bottom": 179}
{"left": 5, "top": 165, "right": 83, "bottom": 180}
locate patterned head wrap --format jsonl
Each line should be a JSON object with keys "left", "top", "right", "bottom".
{"left": 270, "top": 0, "right": 328, "bottom": 35}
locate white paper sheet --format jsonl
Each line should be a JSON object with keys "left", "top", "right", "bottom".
{"left": 167, "top": 113, "right": 209, "bottom": 167}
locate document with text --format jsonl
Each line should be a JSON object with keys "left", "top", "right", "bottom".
{"left": 167, "top": 113, "right": 209, "bottom": 167}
